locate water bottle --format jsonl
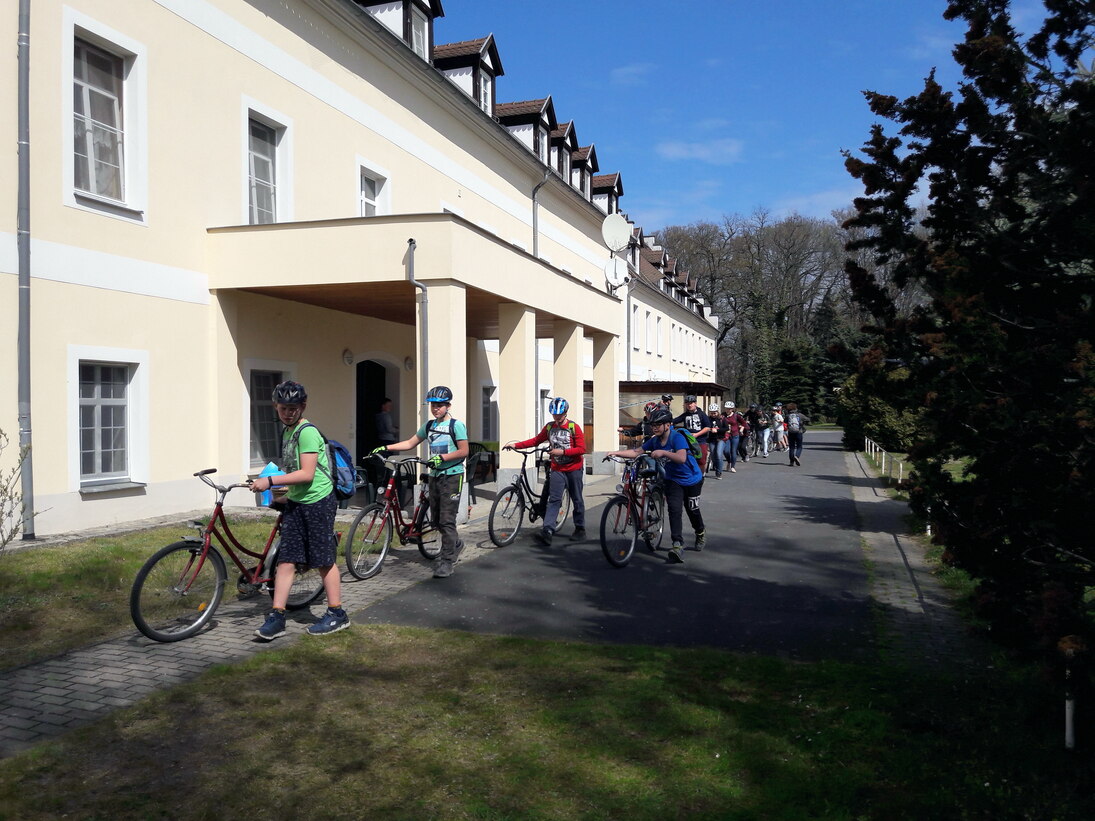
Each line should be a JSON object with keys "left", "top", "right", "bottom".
{"left": 257, "top": 462, "right": 285, "bottom": 507}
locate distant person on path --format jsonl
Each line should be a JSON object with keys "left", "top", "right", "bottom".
{"left": 506, "top": 397, "right": 587, "bottom": 545}
{"left": 606, "top": 407, "right": 705, "bottom": 564}
{"left": 770, "top": 404, "right": 787, "bottom": 452}
{"left": 673, "top": 394, "right": 713, "bottom": 473}
{"left": 745, "top": 403, "right": 768, "bottom": 458}
{"left": 707, "top": 402, "right": 729, "bottom": 478}
{"left": 378, "top": 385, "right": 469, "bottom": 578}
{"left": 375, "top": 397, "right": 398, "bottom": 447}
{"left": 783, "top": 402, "right": 811, "bottom": 467}
{"left": 249, "top": 380, "right": 348, "bottom": 640}
{"left": 619, "top": 401, "right": 658, "bottom": 440}
{"left": 722, "top": 401, "right": 747, "bottom": 474}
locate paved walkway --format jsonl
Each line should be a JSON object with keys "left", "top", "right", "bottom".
{"left": 0, "top": 434, "right": 988, "bottom": 758}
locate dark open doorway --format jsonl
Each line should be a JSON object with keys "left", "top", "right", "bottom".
{"left": 356, "top": 360, "right": 389, "bottom": 460}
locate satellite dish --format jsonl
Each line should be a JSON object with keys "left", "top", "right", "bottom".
{"left": 600, "top": 213, "right": 631, "bottom": 252}
{"left": 604, "top": 256, "right": 630, "bottom": 288}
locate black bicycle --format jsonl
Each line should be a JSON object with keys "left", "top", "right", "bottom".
{"left": 599, "top": 454, "right": 666, "bottom": 567}
{"left": 487, "top": 446, "right": 571, "bottom": 546}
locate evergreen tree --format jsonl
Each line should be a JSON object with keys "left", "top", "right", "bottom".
{"left": 844, "top": 0, "right": 1095, "bottom": 649}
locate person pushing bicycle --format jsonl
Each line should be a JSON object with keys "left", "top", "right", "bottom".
{"left": 374, "top": 385, "right": 469, "bottom": 578}
{"left": 605, "top": 407, "right": 705, "bottom": 564}
{"left": 248, "top": 380, "right": 349, "bottom": 640}
{"left": 506, "top": 397, "right": 587, "bottom": 545}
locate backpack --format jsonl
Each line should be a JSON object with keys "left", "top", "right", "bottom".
{"left": 787, "top": 412, "right": 804, "bottom": 433}
{"left": 673, "top": 427, "right": 703, "bottom": 461}
{"left": 291, "top": 423, "right": 356, "bottom": 501}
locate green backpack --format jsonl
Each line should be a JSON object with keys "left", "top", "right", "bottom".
{"left": 673, "top": 427, "right": 703, "bottom": 461}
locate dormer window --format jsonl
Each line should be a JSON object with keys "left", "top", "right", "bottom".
{"left": 357, "top": 1, "right": 443, "bottom": 61}
{"left": 434, "top": 35, "right": 503, "bottom": 116}
{"left": 479, "top": 76, "right": 492, "bottom": 113}
{"left": 497, "top": 97, "right": 557, "bottom": 163}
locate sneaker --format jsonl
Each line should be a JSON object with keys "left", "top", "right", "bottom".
{"left": 432, "top": 558, "right": 454, "bottom": 578}
{"left": 569, "top": 527, "right": 586, "bottom": 542}
{"left": 453, "top": 539, "right": 466, "bottom": 562}
{"left": 730, "top": 467, "right": 737, "bottom": 474}
{"left": 307, "top": 607, "right": 350, "bottom": 636}
{"left": 255, "top": 609, "right": 287, "bottom": 641}
{"left": 763, "top": 453, "right": 769, "bottom": 458}
{"left": 666, "top": 543, "right": 684, "bottom": 563}
{"left": 694, "top": 531, "right": 706, "bottom": 551}
{"left": 533, "top": 527, "right": 553, "bottom": 546}
{"left": 714, "top": 473, "right": 722, "bottom": 480}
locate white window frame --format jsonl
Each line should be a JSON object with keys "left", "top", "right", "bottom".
{"left": 645, "top": 310, "right": 652, "bottom": 354}
{"left": 478, "top": 73, "right": 492, "bottom": 113}
{"left": 68, "top": 345, "right": 148, "bottom": 490}
{"left": 656, "top": 316, "right": 663, "bottom": 357}
{"left": 410, "top": 5, "right": 429, "bottom": 59}
{"left": 62, "top": 10, "right": 148, "bottom": 223}
{"left": 242, "top": 358, "right": 297, "bottom": 470}
{"left": 356, "top": 156, "right": 391, "bottom": 217}
{"left": 631, "top": 304, "right": 640, "bottom": 350}
{"left": 241, "top": 97, "right": 293, "bottom": 225}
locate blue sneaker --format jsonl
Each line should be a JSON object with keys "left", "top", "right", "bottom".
{"left": 307, "top": 607, "right": 350, "bottom": 636}
{"left": 255, "top": 610, "right": 286, "bottom": 641}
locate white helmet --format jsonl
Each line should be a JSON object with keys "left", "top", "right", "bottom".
{"left": 708, "top": 402, "right": 720, "bottom": 413}
{"left": 724, "top": 401, "right": 735, "bottom": 410}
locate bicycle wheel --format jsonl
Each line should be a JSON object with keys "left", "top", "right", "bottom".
{"left": 344, "top": 503, "right": 392, "bottom": 580}
{"left": 557, "top": 487, "right": 572, "bottom": 531}
{"left": 488, "top": 484, "right": 525, "bottom": 546}
{"left": 414, "top": 502, "right": 442, "bottom": 560}
{"left": 284, "top": 562, "right": 325, "bottom": 609}
{"left": 131, "top": 541, "right": 226, "bottom": 642}
{"left": 642, "top": 487, "right": 665, "bottom": 550}
{"left": 600, "top": 497, "right": 637, "bottom": 568}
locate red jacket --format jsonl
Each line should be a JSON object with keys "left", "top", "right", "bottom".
{"left": 514, "top": 420, "right": 586, "bottom": 472}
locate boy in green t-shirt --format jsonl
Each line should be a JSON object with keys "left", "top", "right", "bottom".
{"left": 376, "top": 385, "right": 469, "bottom": 578}
{"left": 249, "top": 381, "right": 348, "bottom": 639}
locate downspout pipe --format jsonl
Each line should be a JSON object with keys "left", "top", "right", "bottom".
{"left": 407, "top": 238, "right": 427, "bottom": 453}
{"left": 530, "top": 170, "right": 550, "bottom": 430}
{"left": 17, "top": 0, "right": 35, "bottom": 540}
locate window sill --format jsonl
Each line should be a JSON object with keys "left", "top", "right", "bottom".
{"left": 79, "top": 481, "right": 147, "bottom": 495}
{"left": 73, "top": 191, "right": 146, "bottom": 222}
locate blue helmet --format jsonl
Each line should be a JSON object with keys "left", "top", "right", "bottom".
{"left": 272, "top": 380, "right": 307, "bottom": 405}
{"left": 426, "top": 385, "right": 453, "bottom": 403}
{"left": 548, "top": 397, "right": 569, "bottom": 415}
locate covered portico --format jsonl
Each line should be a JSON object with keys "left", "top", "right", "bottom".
{"left": 206, "top": 211, "right": 622, "bottom": 477}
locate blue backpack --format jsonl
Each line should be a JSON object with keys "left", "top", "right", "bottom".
{"left": 292, "top": 423, "right": 357, "bottom": 501}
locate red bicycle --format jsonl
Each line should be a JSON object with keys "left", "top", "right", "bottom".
{"left": 599, "top": 454, "right": 666, "bottom": 567}
{"left": 344, "top": 455, "right": 440, "bottom": 579}
{"left": 129, "top": 469, "right": 326, "bottom": 642}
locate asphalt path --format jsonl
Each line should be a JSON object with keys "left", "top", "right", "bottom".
{"left": 359, "top": 430, "right": 876, "bottom": 662}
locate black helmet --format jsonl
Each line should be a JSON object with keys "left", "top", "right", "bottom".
{"left": 426, "top": 385, "right": 453, "bottom": 403}
{"left": 684, "top": 394, "right": 697, "bottom": 403}
{"left": 749, "top": 403, "right": 758, "bottom": 410}
{"left": 272, "top": 380, "right": 307, "bottom": 405}
{"left": 635, "top": 453, "right": 660, "bottom": 478}
{"left": 660, "top": 393, "right": 673, "bottom": 403}
{"left": 649, "top": 407, "right": 673, "bottom": 425}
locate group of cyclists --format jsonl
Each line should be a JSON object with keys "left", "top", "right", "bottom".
{"left": 249, "top": 379, "right": 807, "bottom": 640}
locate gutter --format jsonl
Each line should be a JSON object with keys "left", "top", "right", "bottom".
{"left": 407, "top": 238, "right": 428, "bottom": 455}
{"left": 17, "top": 0, "right": 34, "bottom": 540}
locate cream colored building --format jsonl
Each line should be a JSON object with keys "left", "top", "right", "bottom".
{"left": 3, "top": 0, "right": 638, "bottom": 536}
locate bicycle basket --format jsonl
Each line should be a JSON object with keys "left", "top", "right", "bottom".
{"left": 635, "top": 454, "right": 659, "bottom": 478}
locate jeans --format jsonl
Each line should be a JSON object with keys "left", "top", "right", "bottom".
{"left": 759, "top": 428, "right": 770, "bottom": 456}
{"left": 710, "top": 438, "right": 725, "bottom": 474}
{"left": 725, "top": 435, "right": 740, "bottom": 469}
{"left": 545, "top": 468, "right": 585, "bottom": 531}
{"left": 664, "top": 479, "right": 704, "bottom": 543}
{"left": 788, "top": 431, "right": 804, "bottom": 461}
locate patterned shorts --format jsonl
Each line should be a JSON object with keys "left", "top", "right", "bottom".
{"left": 277, "top": 493, "right": 337, "bottom": 568}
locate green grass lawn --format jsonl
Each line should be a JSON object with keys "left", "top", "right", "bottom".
{"left": 1, "top": 625, "right": 1093, "bottom": 820}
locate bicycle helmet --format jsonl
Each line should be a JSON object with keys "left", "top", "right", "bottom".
{"left": 643, "top": 401, "right": 658, "bottom": 414}
{"left": 426, "top": 385, "right": 453, "bottom": 403}
{"left": 749, "top": 403, "right": 758, "bottom": 410}
{"left": 649, "top": 407, "right": 673, "bottom": 425}
{"left": 635, "top": 453, "right": 660, "bottom": 478}
{"left": 272, "top": 380, "right": 307, "bottom": 405}
{"left": 708, "top": 402, "right": 720, "bottom": 413}
{"left": 684, "top": 394, "right": 697, "bottom": 404}
{"left": 548, "top": 397, "right": 569, "bottom": 415}
{"left": 661, "top": 394, "right": 673, "bottom": 403}
{"left": 724, "top": 401, "right": 735, "bottom": 410}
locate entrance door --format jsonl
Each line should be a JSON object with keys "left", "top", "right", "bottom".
{"left": 356, "top": 360, "right": 388, "bottom": 460}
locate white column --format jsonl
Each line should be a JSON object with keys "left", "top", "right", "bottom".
{"left": 497, "top": 303, "right": 537, "bottom": 485}
{"left": 591, "top": 331, "right": 619, "bottom": 474}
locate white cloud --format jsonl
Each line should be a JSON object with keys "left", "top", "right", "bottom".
{"left": 610, "top": 63, "right": 656, "bottom": 86}
{"left": 655, "top": 138, "right": 744, "bottom": 166}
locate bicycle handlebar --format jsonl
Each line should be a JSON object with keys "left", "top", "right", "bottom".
{"left": 194, "top": 469, "right": 258, "bottom": 496}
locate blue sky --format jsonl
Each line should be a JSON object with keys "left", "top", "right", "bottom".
{"left": 439, "top": 0, "right": 1049, "bottom": 232}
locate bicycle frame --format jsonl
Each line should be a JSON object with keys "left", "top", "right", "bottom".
{"left": 372, "top": 457, "right": 433, "bottom": 544}
{"left": 505, "top": 447, "right": 554, "bottom": 516}
{"left": 188, "top": 470, "right": 282, "bottom": 587}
